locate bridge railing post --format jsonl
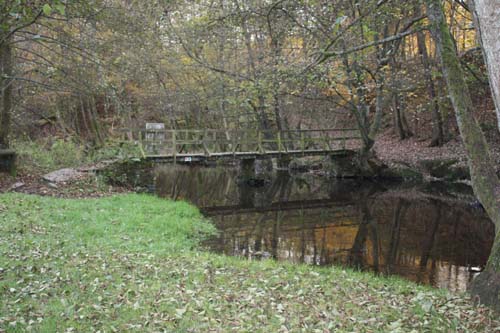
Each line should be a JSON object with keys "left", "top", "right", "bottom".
{"left": 202, "top": 129, "right": 209, "bottom": 156}
{"left": 300, "top": 131, "right": 306, "bottom": 154}
{"left": 324, "top": 130, "right": 332, "bottom": 150}
{"left": 277, "top": 131, "right": 282, "bottom": 153}
{"left": 137, "top": 130, "right": 146, "bottom": 158}
{"left": 258, "top": 130, "right": 264, "bottom": 153}
{"left": 172, "top": 130, "right": 177, "bottom": 164}
{"left": 231, "top": 132, "right": 237, "bottom": 154}
{"left": 213, "top": 131, "right": 217, "bottom": 152}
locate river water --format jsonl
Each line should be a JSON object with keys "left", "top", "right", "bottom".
{"left": 152, "top": 165, "right": 494, "bottom": 292}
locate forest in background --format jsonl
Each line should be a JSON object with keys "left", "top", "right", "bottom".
{"left": 1, "top": 0, "right": 494, "bottom": 150}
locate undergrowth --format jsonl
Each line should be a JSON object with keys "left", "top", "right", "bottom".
{"left": 12, "top": 139, "right": 141, "bottom": 174}
{"left": 13, "top": 139, "right": 87, "bottom": 173}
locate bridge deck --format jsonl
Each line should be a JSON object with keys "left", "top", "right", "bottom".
{"left": 146, "top": 149, "right": 353, "bottom": 162}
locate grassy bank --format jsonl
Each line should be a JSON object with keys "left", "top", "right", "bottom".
{"left": 1, "top": 194, "right": 498, "bottom": 332}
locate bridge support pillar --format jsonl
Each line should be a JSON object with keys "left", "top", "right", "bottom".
{"left": 240, "top": 158, "right": 256, "bottom": 180}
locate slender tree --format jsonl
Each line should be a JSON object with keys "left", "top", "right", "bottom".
{"left": 0, "top": 38, "right": 12, "bottom": 148}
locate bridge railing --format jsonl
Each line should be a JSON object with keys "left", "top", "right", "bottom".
{"left": 121, "top": 128, "right": 362, "bottom": 157}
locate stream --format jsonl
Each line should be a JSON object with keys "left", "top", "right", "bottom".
{"left": 152, "top": 165, "right": 494, "bottom": 292}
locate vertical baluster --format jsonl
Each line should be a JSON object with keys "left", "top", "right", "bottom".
{"left": 138, "top": 130, "right": 146, "bottom": 158}
{"left": 173, "top": 130, "right": 177, "bottom": 164}
{"left": 213, "top": 131, "right": 217, "bottom": 152}
{"left": 300, "top": 131, "right": 305, "bottom": 154}
{"left": 232, "top": 132, "right": 237, "bottom": 154}
{"left": 258, "top": 130, "right": 263, "bottom": 153}
{"left": 277, "top": 131, "right": 282, "bottom": 153}
{"left": 203, "top": 129, "right": 209, "bottom": 156}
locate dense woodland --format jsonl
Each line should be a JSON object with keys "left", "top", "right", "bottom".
{"left": 2, "top": 0, "right": 500, "bottom": 310}
{"left": 0, "top": 0, "right": 490, "bottom": 146}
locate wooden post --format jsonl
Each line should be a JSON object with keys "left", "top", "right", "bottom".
{"left": 138, "top": 130, "right": 146, "bottom": 158}
{"left": 258, "top": 130, "right": 264, "bottom": 153}
{"left": 325, "top": 131, "right": 332, "bottom": 150}
{"left": 172, "top": 130, "right": 177, "bottom": 164}
{"left": 202, "top": 129, "right": 209, "bottom": 156}
{"left": 213, "top": 131, "right": 217, "bottom": 152}
{"left": 277, "top": 131, "right": 282, "bottom": 152}
{"left": 300, "top": 131, "right": 305, "bottom": 154}
{"left": 321, "top": 131, "right": 327, "bottom": 150}
{"left": 232, "top": 133, "right": 237, "bottom": 154}
{"left": 283, "top": 131, "right": 289, "bottom": 152}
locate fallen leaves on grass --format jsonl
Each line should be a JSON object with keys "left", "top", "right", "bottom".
{"left": 1, "top": 194, "right": 499, "bottom": 332}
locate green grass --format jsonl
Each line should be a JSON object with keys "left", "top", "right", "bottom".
{"left": 1, "top": 193, "right": 499, "bottom": 332}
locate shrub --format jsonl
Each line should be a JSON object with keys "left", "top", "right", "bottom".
{"left": 87, "top": 140, "right": 142, "bottom": 162}
{"left": 13, "top": 138, "right": 87, "bottom": 173}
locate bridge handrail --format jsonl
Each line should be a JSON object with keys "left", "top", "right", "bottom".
{"left": 120, "top": 127, "right": 362, "bottom": 158}
{"left": 119, "top": 128, "right": 359, "bottom": 134}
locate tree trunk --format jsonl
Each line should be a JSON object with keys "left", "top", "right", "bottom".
{"left": 369, "top": 72, "right": 385, "bottom": 139}
{"left": 0, "top": 37, "right": 12, "bottom": 149}
{"left": 415, "top": 19, "right": 444, "bottom": 146}
{"left": 470, "top": 0, "right": 500, "bottom": 132}
{"left": 342, "top": 54, "right": 374, "bottom": 153}
{"left": 425, "top": 0, "right": 500, "bottom": 310}
{"left": 390, "top": 57, "right": 413, "bottom": 140}
{"left": 392, "top": 92, "right": 412, "bottom": 140}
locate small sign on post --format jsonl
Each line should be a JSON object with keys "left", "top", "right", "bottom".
{"left": 145, "top": 123, "right": 165, "bottom": 154}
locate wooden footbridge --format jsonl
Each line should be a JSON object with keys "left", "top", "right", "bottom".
{"left": 126, "top": 126, "right": 362, "bottom": 164}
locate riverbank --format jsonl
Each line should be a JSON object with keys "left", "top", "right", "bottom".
{"left": 374, "top": 129, "right": 500, "bottom": 173}
{"left": 0, "top": 168, "right": 130, "bottom": 198}
{"left": 1, "top": 193, "right": 498, "bottom": 332}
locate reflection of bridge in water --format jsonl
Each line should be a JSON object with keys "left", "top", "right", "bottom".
{"left": 154, "top": 166, "right": 495, "bottom": 292}
{"left": 201, "top": 198, "right": 357, "bottom": 217}
{"left": 206, "top": 196, "right": 494, "bottom": 292}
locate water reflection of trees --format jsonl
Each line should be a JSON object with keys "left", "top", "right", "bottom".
{"left": 212, "top": 189, "right": 493, "bottom": 291}
{"left": 154, "top": 166, "right": 495, "bottom": 291}
{"left": 155, "top": 165, "right": 239, "bottom": 206}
